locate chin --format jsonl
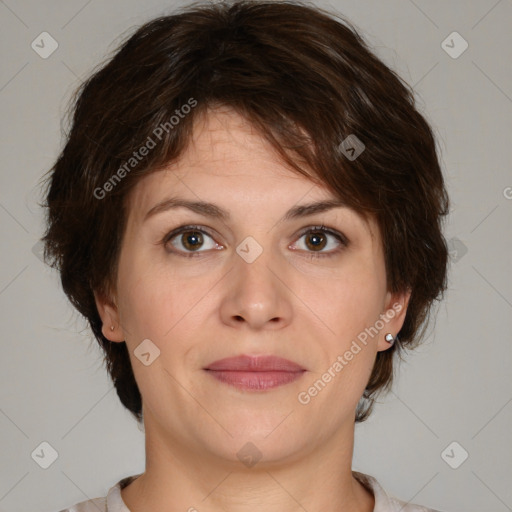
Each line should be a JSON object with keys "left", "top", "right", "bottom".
{"left": 199, "top": 422, "right": 309, "bottom": 468}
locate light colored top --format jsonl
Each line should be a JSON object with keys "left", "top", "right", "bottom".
{"left": 58, "top": 471, "right": 445, "bottom": 512}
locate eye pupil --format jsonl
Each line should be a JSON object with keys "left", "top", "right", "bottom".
{"left": 182, "top": 231, "right": 203, "bottom": 251}
{"left": 306, "top": 232, "right": 327, "bottom": 250}
{"left": 166, "top": 226, "right": 343, "bottom": 258}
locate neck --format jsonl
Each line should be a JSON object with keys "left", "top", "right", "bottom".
{"left": 121, "top": 414, "right": 374, "bottom": 512}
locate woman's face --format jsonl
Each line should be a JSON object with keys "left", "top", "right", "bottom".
{"left": 96, "top": 107, "right": 409, "bottom": 465}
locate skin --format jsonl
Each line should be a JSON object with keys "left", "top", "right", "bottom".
{"left": 95, "top": 106, "right": 411, "bottom": 512}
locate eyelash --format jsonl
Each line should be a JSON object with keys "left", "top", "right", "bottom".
{"left": 161, "top": 224, "right": 349, "bottom": 259}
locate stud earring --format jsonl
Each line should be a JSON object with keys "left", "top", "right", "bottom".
{"left": 384, "top": 333, "right": 394, "bottom": 345}
{"left": 110, "top": 325, "right": 115, "bottom": 331}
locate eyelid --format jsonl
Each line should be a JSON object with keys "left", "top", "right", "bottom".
{"left": 162, "top": 224, "right": 218, "bottom": 245}
{"left": 161, "top": 224, "right": 222, "bottom": 254}
{"left": 295, "top": 224, "right": 349, "bottom": 247}
{"left": 161, "top": 223, "right": 349, "bottom": 257}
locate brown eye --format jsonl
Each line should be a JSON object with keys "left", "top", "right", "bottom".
{"left": 304, "top": 231, "right": 328, "bottom": 251}
{"left": 179, "top": 230, "right": 204, "bottom": 251}
{"left": 163, "top": 225, "right": 221, "bottom": 256}
{"left": 292, "top": 225, "right": 348, "bottom": 258}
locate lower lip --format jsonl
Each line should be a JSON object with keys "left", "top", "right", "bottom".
{"left": 204, "top": 370, "right": 305, "bottom": 390}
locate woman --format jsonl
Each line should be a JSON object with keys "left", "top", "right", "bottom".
{"left": 42, "top": 1, "right": 450, "bottom": 510}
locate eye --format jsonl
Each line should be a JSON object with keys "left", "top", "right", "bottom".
{"left": 163, "top": 225, "right": 222, "bottom": 257}
{"left": 161, "top": 224, "right": 349, "bottom": 259}
{"left": 291, "top": 225, "right": 348, "bottom": 259}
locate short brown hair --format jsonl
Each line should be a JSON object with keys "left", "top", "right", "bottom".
{"left": 40, "top": 0, "right": 450, "bottom": 424}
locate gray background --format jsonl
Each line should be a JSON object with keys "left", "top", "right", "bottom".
{"left": 0, "top": 0, "right": 511, "bottom": 511}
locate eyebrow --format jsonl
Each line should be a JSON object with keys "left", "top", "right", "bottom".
{"left": 143, "top": 197, "right": 349, "bottom": 223}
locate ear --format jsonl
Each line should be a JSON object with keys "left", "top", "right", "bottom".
{"left": 377, "top": 288, "right": 412, "bottom": 352}
{"left": 94, "top": 290, "right": 125, "bottom": 342}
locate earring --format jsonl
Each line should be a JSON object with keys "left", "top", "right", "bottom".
{"left": 384, "top": 333, "right": 394, "bottom": 345}
{"left": 110, "top": 325, "right": 115, "bottom": 331}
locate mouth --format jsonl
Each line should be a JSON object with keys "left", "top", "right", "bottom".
{"left": 203, "top": 354, "right": 306, "bottom": 391}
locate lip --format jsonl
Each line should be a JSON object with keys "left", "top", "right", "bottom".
{"left": 204, "top": 355, "right": 306, "bottom": 391}
{"left": 204, "top": 354, "right": 305, "bottom": 372}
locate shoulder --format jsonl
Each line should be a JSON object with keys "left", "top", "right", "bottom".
{"left": 57, "top": 473, "right": 141, "bottom": 512}
{"left": 353, "top": 471, "right": 447, "bottom": 512}
{"left": 57, "top": 496, "right": 106, "bottom": 512}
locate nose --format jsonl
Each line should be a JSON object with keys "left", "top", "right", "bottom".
{"left": 218, "top": 241, "right": 293, "bottom": 331}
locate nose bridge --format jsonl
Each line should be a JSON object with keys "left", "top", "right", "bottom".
{"left": 220, "top": 232, "right": 290, "bottom": 329}
{"left": 234, "top": 232, "right": 278, "bottom": 297}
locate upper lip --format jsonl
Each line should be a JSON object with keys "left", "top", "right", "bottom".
{"left": 204, "top": 355, "right": 305, "bottom": 372}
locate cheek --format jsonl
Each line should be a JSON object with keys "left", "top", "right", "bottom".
{"left": 116, "top": 249, "right": 213, "bottom": 344}
{"left": 309, "top": 277, "right": 381, "bottom": 404}
{"left": 296, "top": 259, "right": 385, "bottom": 338}
{"left": 115, "top": 246, "right": 173, "bottom": 340}
{"left": 118, "top": 279, "right": 176, "bottom": 342}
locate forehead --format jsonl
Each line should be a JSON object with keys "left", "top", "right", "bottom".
{"left": 124, "top": 107, "right": 378, "bottom": 240}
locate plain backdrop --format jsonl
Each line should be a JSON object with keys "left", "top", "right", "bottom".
{"left": 0, "top": 1, "right": 511, "bottom": 511}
